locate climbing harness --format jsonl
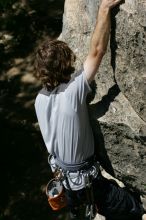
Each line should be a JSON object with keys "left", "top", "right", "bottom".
{"left": 47, "top": 154, "right": 100, "bottom": 219}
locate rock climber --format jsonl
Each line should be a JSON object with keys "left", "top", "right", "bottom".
{"left": 35, "top": 0, "right": 145, "bottom": 219}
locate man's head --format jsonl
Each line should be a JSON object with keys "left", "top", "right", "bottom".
{"left": 35, "top": 40, "right": 76, "bottom": 90}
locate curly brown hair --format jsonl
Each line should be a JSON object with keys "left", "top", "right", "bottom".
{"left": 35, "top": 39, "right": 76, "bottom": 90}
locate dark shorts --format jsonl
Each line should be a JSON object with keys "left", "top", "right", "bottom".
{"left": 65, "top": 173, "right": 144, "bottom": 220}
{"left": 93, "top": 173, "right": 144, "bottom": 220}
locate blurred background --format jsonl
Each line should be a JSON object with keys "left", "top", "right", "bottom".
{"left": 0, "top": 0, "right": 66, "bottom": 219}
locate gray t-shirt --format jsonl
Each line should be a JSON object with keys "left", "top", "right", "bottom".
{"left": 35, "top": 70, "right": 94, "bottom": 165}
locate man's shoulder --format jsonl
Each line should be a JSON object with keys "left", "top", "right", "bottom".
{"left": 39, "top": 87, "right": 51, "bottom": 96}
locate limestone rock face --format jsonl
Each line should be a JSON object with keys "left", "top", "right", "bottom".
{"left": 61, "top": 0, "right": 146, "bottom": 193}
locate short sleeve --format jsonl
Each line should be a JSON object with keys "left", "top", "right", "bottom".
{"left": 64, "top": 69, "right": 91, "bottom": 111}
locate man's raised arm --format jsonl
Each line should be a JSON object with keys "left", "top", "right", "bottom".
{"left": 84, "top": 0, "right": 122, "bottom": 83}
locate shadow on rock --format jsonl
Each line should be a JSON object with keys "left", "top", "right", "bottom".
{"left": 88, "top": 83, "right": 121, "bottom": 177}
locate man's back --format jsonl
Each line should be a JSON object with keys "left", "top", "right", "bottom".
{"left": 35, "top": 70, "right": 94, "bottom": 164}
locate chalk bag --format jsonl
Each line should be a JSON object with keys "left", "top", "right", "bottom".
{"left": 46, "top": 178, "right": 67, "bottom": 211}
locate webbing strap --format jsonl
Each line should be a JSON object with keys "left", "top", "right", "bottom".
{"left": 55, "top": 155, "right": 95, "bottom": 172}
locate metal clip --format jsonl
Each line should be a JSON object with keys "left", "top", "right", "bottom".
{"left": 54, "top": 169, "right": 64, "bottom": 181}
{"left": 85, "top": 204, "right": 94, "bottom": 220}
{"left": 84, "top": 173, "right": 91, "bottom": 188}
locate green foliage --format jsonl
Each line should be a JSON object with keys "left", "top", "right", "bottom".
{"left": 0, "top": 0, "right": 17, "bottom": 10}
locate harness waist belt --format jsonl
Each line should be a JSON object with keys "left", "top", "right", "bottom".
{"left": 55, "top": 155, "right": 96, "bottom": 172}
